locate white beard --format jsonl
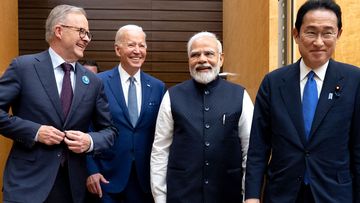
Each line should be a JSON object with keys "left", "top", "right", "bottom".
{"left": 190, "top": 62, "right": 221, "bottom": 84}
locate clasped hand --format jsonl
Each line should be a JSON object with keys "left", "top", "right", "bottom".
{"left": 37, "top": 125, "right": 91, "bottom": 153}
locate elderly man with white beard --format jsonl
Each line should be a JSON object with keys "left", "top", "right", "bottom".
{"left": 150, "top": 31, "right": 254, "bottom": 203}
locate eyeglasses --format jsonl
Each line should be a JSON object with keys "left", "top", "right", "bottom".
{"left": 302, "top": 31, "right": 337, "bottom": 41}
{"left": 60, "top": 25, "right": 93, "bottom": 40}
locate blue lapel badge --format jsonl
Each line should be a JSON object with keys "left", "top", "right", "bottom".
{"left": 82, "top": 75, "right": 90, "bottom": 85}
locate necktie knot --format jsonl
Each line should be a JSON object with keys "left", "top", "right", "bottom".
{"left": 307, "top": 71, "right": 315, "bottom": 80}
{"left": 129, "top": 76, "right": 136, "bottom": 84}
{"left": 61, "top": 63, "right": 73, "bottom": 73}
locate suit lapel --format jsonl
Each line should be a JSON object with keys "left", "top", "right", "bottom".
{"left": 34, "top": 51, "right": 64, "bottom": 122}
{"left": 137, "top": 72, "right": 152, "bottom": 126}
{"left": 279, "top": 62, "right": 307, "bottom": 146}
{"left": 309, "top": 60, "right": 344, "bottom": 140}
{"left": 107, "top": 68, "right": 133, "bottom": 126}
{"left": 66, "top": 63, "right": 89, "bottom": 124}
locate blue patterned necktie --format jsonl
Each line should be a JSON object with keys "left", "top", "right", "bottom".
{"left": 60, "top": 63, "right": 73, "bottom": 119}
{"left": 302, "top": 71, "right": 318, "bottom": 185}
{"left": 128, "top": 77, "right": 138, "bottom": 127}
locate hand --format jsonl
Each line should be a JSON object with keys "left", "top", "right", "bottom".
{"left": 64, "top": 130, "right": 91, "bottom": 153}
{"left": 86, "top": 173, "right": 109, "bottom": 198}
{"left": 37, "top": 125, "right": 65, "bottom": 145}
{"left": 245, "top": 199, "right": 260, "bottom": 203}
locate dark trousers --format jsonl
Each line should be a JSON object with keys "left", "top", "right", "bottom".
{"left": 44, "top": 164, "right": 73, "bottom": 203}
{"left": 296, "top": 183, "right": 315, "bottom": 203}
{"left": 104, "top": 164, "right": 153, "bottom": 203}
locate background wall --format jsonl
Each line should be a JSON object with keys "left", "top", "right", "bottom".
{"left": 0, "top": 0, "right": 18, "bottom": 201}
{"left": 223, "top": 1, "right": 278, "bottom": 100}
{"left": 18, "top": 0, "right": 222, "bottom": 87}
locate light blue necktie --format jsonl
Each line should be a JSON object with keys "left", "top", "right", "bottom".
{"left": 302, "top": 71, "right": 318, "bottom": 184}
{"left": 128, "top": 77, "right": 138, "bottom": 127}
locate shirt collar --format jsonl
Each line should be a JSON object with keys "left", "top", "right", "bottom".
{"left": 48, "top": 48, "right": 76, "bottom": 70}
{"left": 299, "top": 58, "right": 328, "bottom": 82}
{"left": 118, "top": 64, "right": 141, "bottom": 83}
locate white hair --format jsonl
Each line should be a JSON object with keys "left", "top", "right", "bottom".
{"left": 115, "top": 24, "right": 146, "bottom": 44}
{"left": 187, "top": 31, "right": 222, "bottom": 57}
{"left": 45, "top": 5, "right": 86, "bottom": 43}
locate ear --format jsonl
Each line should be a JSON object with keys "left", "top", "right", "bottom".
{"left": 292, "top": 28, "right": 300, "bottom": 44}
{"left": 337, "top": 28, "right": 343, "bottom": 39}
{"left": 219, "top": 53, "right": 224, "bottom": 67}
{"left": 54, "top": 25, "right": 63, "bottom": 39}
{"left": 114, "top": 44, "right": 121, "bottom": 57}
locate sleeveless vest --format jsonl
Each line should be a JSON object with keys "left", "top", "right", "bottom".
{"left": 167, "top": 78, "right": 245, "bottom": 203}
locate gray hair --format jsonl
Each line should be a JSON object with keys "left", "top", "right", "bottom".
{"left": 45, "top": 4, "right": 86, "bottom": 43}
{"left": 115, "top": 24, "right": 146, "bottom": 44}
{"left": 187, "top": 31, "right": 222, "bottom": 57}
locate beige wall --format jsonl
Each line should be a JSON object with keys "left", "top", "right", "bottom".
{"left": 0, "top": 0, "right": 18, "bottom": 201}
{"left": 223, "top": 1, "right": 278, "bottom": 100}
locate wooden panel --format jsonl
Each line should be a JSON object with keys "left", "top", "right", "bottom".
{"left": 0, "top": 1, "right": 18, "bottom": 201}
{"left": 223, "top": 1, "right": 273, "bottom": 100}
{"left": 333, "top": 0, "right": 360, "bottom": 67}
{"left": 18, "top": 0, "right": 222, "bottom": 87}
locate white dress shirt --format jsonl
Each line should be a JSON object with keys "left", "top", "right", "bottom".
{"left": 118, "top": 64, "right": 142, "bottom": 115}
{"left": 300, "top": 59, "right": 328, "bottom": 100}
{"left": 150, "top": 89, "right": 254, "bottom": 203}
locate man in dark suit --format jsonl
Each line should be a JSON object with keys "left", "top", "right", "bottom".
{"left": 245, "top": 1, "right": 360, "bottom": 203}
{"left": 0, "top": 5, "right": 117, "bottom": 203}
{"left": 86, "top": 24, "right": 166, "bottom": 203}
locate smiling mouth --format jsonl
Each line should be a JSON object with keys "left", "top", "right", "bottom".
{"left": 196, "top": 66, "right": 212, "bottom": 72}
{"left": 77, "top": 43, "right": 86, "bottom": 49}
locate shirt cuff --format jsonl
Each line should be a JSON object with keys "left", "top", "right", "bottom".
{"left": 86, "top": 134, "right": 94, "bottom": 152}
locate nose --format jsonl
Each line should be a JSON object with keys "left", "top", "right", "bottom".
{"left": 82, "top": 34, "right": 91, "bottom": 43}
{"left": 198, "top": 53, "right": 207, "bottom": 63}
{"left": 133, "top": 45, "right": 141, "bottom": 53}
{"left": 313, "top": 35, "right": 324, "bottom": 46}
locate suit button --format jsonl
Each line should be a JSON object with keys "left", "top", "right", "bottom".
{"left": 204, "top": 107, "right": 210, "bottom": 111}
{"left": 205, "top": 161, "right": 210, "bottom": 166}
{"left": 297, "top": 176, "right": 303, "bottom": 182}
{"left": 204, "top": 179, "right": 209, "bottom": 184}
{"left": 205, "top": 124, "right": 210, "bottom": 129}
{"left": 305, "top": 151, "right": 310, "bottom": 157}
{"left": 205, "top": 141, "right": 210, "bottom": 147}
{"left": 204, "top": 90, "right": 210, "bottom": 95}
{"left": 57, "top": 153, "right": 61, "bottom": 157}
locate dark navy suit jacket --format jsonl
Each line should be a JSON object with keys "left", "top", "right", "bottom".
{"left": 0, "top": 50, "right": 117, "bottom": 203}
{"left": 245, "top": 59, "right": 360, "bottom": 203}
{"left": 87, "top": 67, "right": 165, "bottom": 193}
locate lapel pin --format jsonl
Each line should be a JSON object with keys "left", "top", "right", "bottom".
{"left": 82, "top": 75, "right": 90, "bottom": 85}
{"left": 147, "top": 83, "right": 151, "bottom": 87}
{"left": 334, "top": 85, "right": 341, "bottom": 97}
{"left": 328, "top": 93, "right": 333, "bottom": 100}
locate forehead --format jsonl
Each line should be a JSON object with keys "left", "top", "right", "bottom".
{"left": 121, "top": 30, "right": 145, "bottom": 41}
{"left": 302, "top": 9, "right": 338, "bottom": 30}
{"left": 190, "top": 37, "right": 218, "bottom": 52}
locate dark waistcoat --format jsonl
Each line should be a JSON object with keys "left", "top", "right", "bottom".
{"left": 167, "top": 78, "right": 245, "bottom": 203}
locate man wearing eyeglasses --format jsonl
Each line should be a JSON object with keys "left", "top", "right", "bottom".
{"left": 245, "top": 1, "right": 360, "bottom": 203}
{"left": 0, "top": 4, "right": 117, "bottom": 203}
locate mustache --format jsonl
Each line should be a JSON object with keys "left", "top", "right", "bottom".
{"left": 194, "top": 63, "right": 213, "bottom": 69}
